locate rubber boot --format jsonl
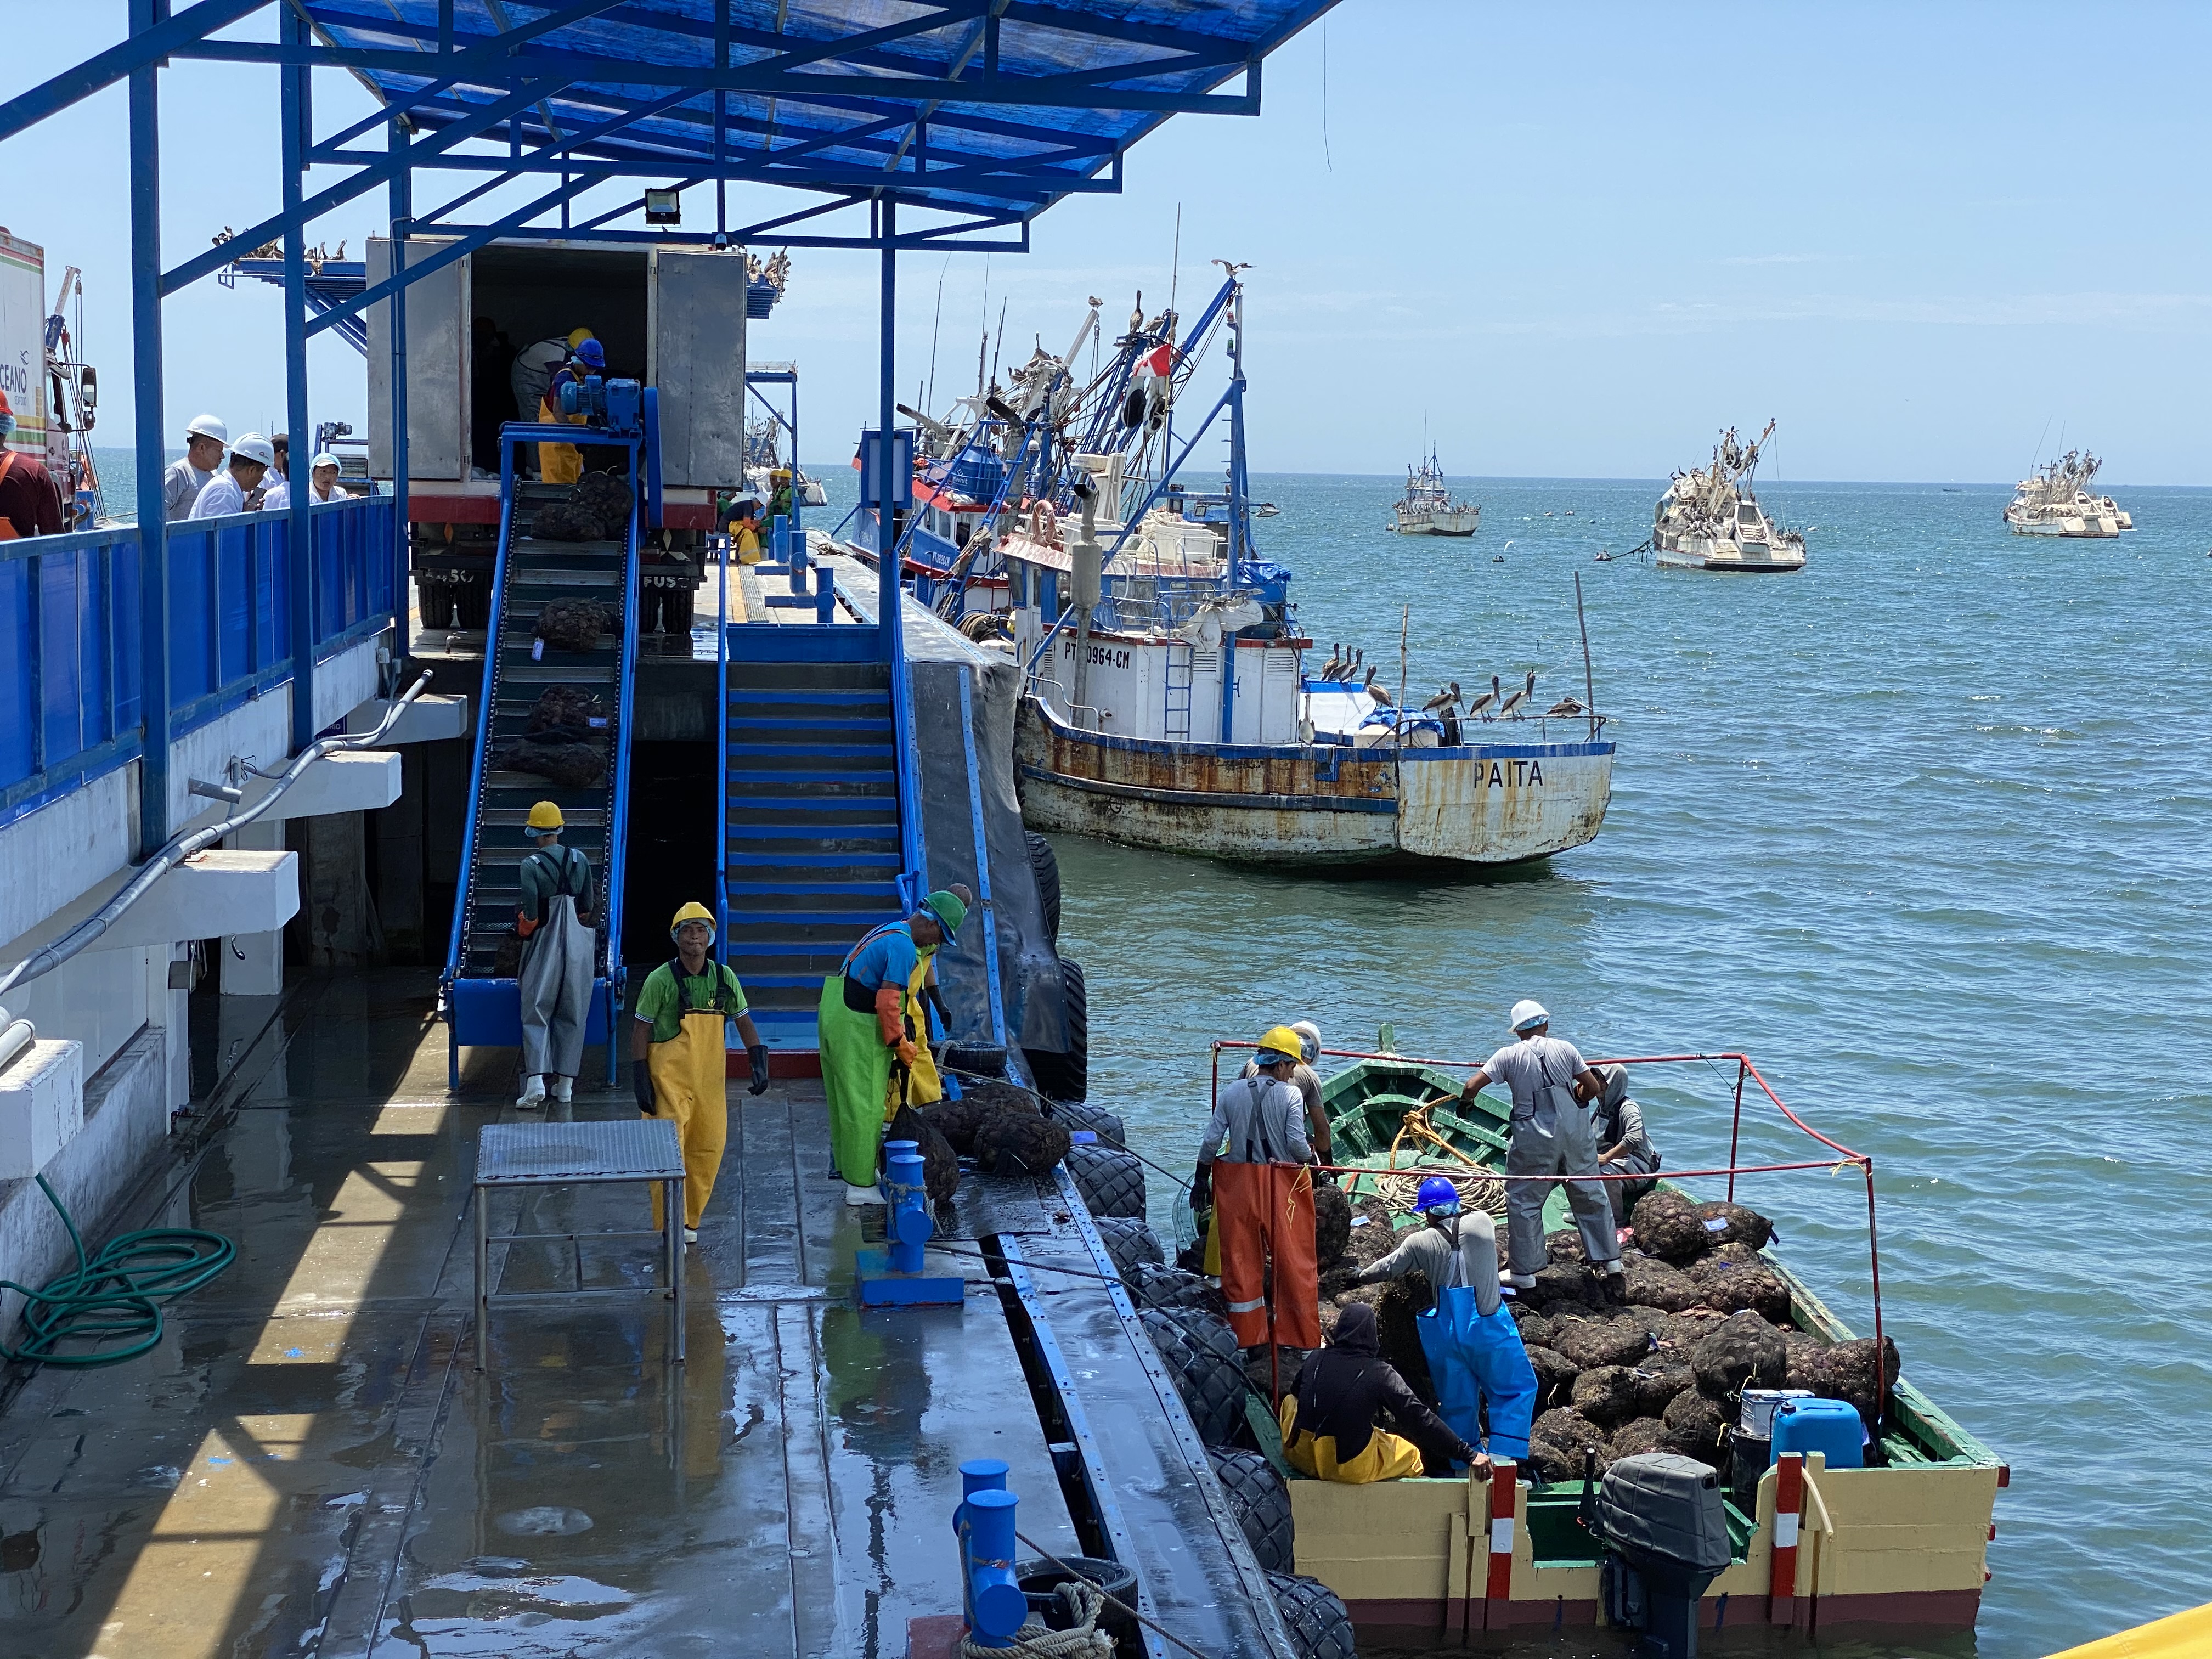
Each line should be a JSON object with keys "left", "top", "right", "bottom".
{"left": 517, "top": 1076, "right": 548, "bottom": 1110}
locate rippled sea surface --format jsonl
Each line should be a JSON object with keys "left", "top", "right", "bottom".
{"left": 1029, "top": 473, "right": 2212, "bottom": 1658}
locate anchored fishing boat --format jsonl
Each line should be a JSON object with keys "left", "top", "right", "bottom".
{"left": 1267, "top": 1040, "right": 2004, "bottom": 1643}
{"left": 2005, "top": 450, "right": 2128, "bottom": 537}
{"left": 1653, "top": 422, "right": 1807, "bottom": 573}
{"left": 989, "top": 275, "right": 1612, "bottom": 868}
{"left": 1391, "top": 449, "right": 1480, "bottom": 536}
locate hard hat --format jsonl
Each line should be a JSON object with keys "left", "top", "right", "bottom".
{"left": 567, "top": 328, "right": 596, "bottom": 349}
{"left": 0, "top": 390, "right": 13, "bottom": 417}
{"left": 1257, "top": 1025, "right": 1304, "bottom": 1065}
{"left": 1413, "top": 1176, "right": 1460, "bottom": 1214}
{"left": 526, "top": 800, "right": 564, "bottom": 832}
{"left": 918, "top": 889, "right": 966, "bottom": 942}
{"left": 311, "top": 451, "right": 342, "bottom": 470}
{"left": 231, "top": 433, "right": 275, "bottom": 467}
{"left": 186, "top": 413, "right": 228, "bottom": 443}
{"left": 1290, "top": 1020, "right": 1321, "bottom": 1063}
{"left": 670, "top": 900, "right": 716, "bottom": 940}
{"left": 574, "top": 338, "right": 606, "bottom": 369}
{"left": 1509, "top": 998, "right": 1550, "bottom": 1033}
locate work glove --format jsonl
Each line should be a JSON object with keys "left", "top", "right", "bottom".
{"left": 1189, "top": 1163, "right": 1212, "bottom": 1211}
{"left": 921, "top": 982, "right": 952, "bottom": 1038}
{"left": 632, "top": 1060, "right": 656, "bottom": 1116}
{"left": 895, "top": 1037, "right": 919, "bottom": 1068}
{"left": 747, "top": 1043, "right": 771, "bottom": 1096}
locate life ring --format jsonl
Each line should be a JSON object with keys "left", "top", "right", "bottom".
{"left": 1031, "top": 500, "right": 1058, "bottom": 543}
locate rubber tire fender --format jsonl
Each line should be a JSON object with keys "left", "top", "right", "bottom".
{"left": 1046, "top": 1096, "right": 1125, "bottom": 1146}
{"left": 1266, "top": 1571, "right": 1359, "bottom": 1659}
{"left": 1066, "top": 1141, "right": 1145, "bottom": 1220}
{"left": 940, "top": 1040, "right": 1009, "bottom": 1080}
{"left": 1207, "top": 1447, "right": 1296, "bottom": 1573}
{"left": 1090, "top": 1215, "right": 1164, "bottom": 1282}
{"left": 1124, "top": 1261, "right": 1229, "bottom": 1322}
{"left": 418, "top": 575, "right": 455, "bottom": 629}
{"left": 1020, "top": 956, "right": 1087, "bottom": 1104}
{"left": 1025, "top": 830, "right": 1063, "bottom": 944}
{"left": 1138, "top": 1308, "right": 1244, "bottom": 1447}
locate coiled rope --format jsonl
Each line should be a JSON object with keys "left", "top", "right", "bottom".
{"left": 0, "top": 1174, "right": 235, "bottom": 1367}
{"left": 961, "top": 1579, "right": 1112, "bottom": 1657}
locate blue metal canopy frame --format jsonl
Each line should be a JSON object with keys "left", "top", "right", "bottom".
{"left": 1, "top": 0, "right": 1335, "bottom": 854}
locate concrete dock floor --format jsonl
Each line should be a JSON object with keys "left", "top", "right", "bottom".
{"left": 0, "top": 970, "right": 1077, "bottom": 1658}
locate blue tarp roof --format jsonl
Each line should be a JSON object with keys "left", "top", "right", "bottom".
{"left": 303, "top": 1, "right": 1333, "bottom": 224}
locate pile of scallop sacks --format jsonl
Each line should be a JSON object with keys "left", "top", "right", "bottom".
{"left": 1319, "top": 1187, "right": 1900, "bottom": 1484}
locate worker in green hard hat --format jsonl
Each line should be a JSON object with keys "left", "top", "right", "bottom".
{"left": 817, "top": 890, "right": 968, "bottom": 1206}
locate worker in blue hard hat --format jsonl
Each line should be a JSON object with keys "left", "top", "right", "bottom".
{"left": 537, "top": 335, "right": 607, "bottom": 485}
{"left": 1459, "top": 998, "right": 1622, "bottom": 1298}
{"left": 1346, "top": 1175, "right": 1537, "bottom": 1464}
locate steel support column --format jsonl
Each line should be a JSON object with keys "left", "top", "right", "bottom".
{"left": 390, "top": 118, "right": 411, "bottom": 669}
{"left": 128, "top": 0, "right": 170, "bottom": 856}
{"left": 283, "top": 7, "right": 315, "bottom": 748}
{"left": 877, "top": 198, "right": 898, "bottom": 650}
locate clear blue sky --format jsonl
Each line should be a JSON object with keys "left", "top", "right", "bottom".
{"left": 13, "top": 3, "right": 2212, "bottom": 483}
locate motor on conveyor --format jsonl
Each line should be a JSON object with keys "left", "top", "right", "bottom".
{"left": 557, "top": 373, "right": 645, "bottom": 435}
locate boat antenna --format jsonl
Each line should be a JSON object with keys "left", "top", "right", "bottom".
{"left": 1575, "top": 571, "right": 1597, "bottom": 740}
{"left": 926, "top": 251, "right": 950, "bottom": 414}
{"left": 1397, "top": 603, "right": 1410, "bottom": 750}
{"left": 1169, "top": 201, "right": 1182, "bottom": 319}
{"left": 989, "top": 297, "right": 1008, "bottom": 388}
{"left": 2030, "top": 413, "right": 2052, "bottom": 468}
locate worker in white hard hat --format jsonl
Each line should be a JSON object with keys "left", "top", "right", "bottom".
{"left": 164, "top": 414, "right": 228, "bottom": 520}
{"left": 1458, "top": 999, "right": 1623, "bottom": 1299}
{"left": 306, "top": 452, "right": 352, "bottom": 503}
{"left": 255, "top": 433, "right": 291, "bottom": 512}
{"left": 189, "top": 433, "right": 274, "bottom": 520}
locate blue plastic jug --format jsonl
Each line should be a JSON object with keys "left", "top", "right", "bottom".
{"left": 1770, "top": 1397, "right": 1865, "bottom": 1469}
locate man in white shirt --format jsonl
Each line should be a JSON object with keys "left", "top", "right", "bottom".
{"left": 162, "top": 414, "right": 228, "bottom": 520}
{"left": 1459, "top": 999, "right": 1623, "bottom": 1296}
{"left": 189, "top": 434, "right": 274, "bottom": 520}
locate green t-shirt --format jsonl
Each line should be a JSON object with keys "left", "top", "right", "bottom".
{"left": 632, "top": 958, "right": 748, "bottom": 1045}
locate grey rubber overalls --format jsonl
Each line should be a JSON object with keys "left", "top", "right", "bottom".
{"left": 1503, "top": 1040, "right": 1620, "bottom": 1276}
{"left": 518, "top": 844, "right": 594, "bottom": 1081}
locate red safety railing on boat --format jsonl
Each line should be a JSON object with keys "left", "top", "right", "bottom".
{"left": 1209, "top": 1040, "right": 1891, "bottom": 1434}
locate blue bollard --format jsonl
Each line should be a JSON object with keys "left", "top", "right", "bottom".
{"left": 962, "top": 1488, "right": 1028, "bottom": 1647}
{"left": 772, "top": 512, "right": 791, "bottom": 561}
{"left": 953, "top": 1457, "right": 1009, "bottom": 1539}
{"left": 884, "top": 1139, "right": 931, "bottom": 1273}
{"left": 815, "top": 575, "right": 836, "bottom": 624}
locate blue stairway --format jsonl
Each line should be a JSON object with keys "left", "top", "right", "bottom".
{"left": 719, "top": 656, "right": 909, "bottom": 1048}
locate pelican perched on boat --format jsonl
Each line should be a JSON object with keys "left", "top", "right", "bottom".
{"left": 1419, "top": 682, "right": 1462, "bottom": 716}
{"left": 1466, "top": 675, "right": 1502, "bottom": 721}
{"left": 1363, "top": 666, "right": 1392, "bottom": 706}
{"left": 1498, "top": 669, "right": 1536, "bottom": 718}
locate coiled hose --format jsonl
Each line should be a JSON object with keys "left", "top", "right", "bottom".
{"left": 0, "top": 1174, "right": 235, "bottom": 1367}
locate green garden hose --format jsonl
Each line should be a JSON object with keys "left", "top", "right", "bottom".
{"left": 0, "top": 1175, "right": 235, "bottom": 1367}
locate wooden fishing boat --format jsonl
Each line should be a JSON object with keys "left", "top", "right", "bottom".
{"left": 1279, "top": 1047, "right": 2005, "bottom": 1643}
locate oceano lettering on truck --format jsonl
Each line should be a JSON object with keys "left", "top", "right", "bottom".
{"left": 1479, "top": 759, "right": 1542, "bottom": 787}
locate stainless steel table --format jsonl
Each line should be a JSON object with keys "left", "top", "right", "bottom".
{"left": 473, "top": 1117, "right": 687, "bottom": 1370}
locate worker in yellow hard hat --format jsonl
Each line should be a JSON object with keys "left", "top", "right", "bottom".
{"left": 515, "top": 802, "right": 594, "bottom": 1108}
{"left": 630, "top": 901, "right": 769, "bottom": 1245}
{"left": 1192, "top": 1025, "right": 1322, "bottom": 1353}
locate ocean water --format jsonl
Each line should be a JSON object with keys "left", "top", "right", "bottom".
{"left": 968, "top": 472, "right": 2210, "bottom": 1658}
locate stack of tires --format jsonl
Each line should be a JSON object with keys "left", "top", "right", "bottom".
{"left": 1021, "top": 832, "right": 1088, "bottom": 1106}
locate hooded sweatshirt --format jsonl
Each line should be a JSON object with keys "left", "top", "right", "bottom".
{"left": 1592, "top": 1064, "right": 1656, "bottom": 1164}
{"left": 1290, "top": 1303, "right": 1471, "bottom": 1464}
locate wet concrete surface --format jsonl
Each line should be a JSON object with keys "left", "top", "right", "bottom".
{"left": 0, "top": 970, "right": 1075, "bottom": 1658}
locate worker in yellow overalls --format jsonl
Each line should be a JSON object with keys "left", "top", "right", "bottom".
{"left": 1278, "top": 1304, "right": 1477, "bottom": 1482}
{"left": 630, "top": 902, "right": 771, "bottom": 1244}
{"left": 537, "top": 337, "right": 605, "bottom": 485}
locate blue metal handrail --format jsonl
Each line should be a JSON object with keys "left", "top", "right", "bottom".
{"left": 1, "top": 495, "right": 396, "bottom": 831}
{"left": 603, "top": 445, "right": 648, "bottom": 1075}
{"left": 714, "top": 529, "right": 731, "bottom": 948}
{"left": 440, "top": 451, "right": 524, "bottom": 996}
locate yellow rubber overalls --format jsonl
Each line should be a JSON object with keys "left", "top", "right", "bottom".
{"left": 646, "top": 963, "right": 738, "bottom": 1229}
{"left": 1277, "top": 1395, "right": 1425, "bottom": 1483}
{"left": 895, "top": 947, "right": 944, "bottom": 1110}
{"left": 538, "top": 369, "right": 584, "bottom": 484}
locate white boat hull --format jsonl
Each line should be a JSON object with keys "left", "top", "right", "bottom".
{"left": 2006, "top": 512, "right": 2120, "bottom": 538}
{"left": 1014, "top": 697, "right": 1613, "bottom": 867}
{"left": 1655, "top": 533, "right": 1805, "bottom": 573}
{"left": 1394, "top": 510, "right": 1481, "bottom": 537}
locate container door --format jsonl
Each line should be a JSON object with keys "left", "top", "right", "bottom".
{"left": 648, "top": 248, "right": 746, "bottom": 491}
{"left": 365, "top": 236, "right": 467, "bottom": 482}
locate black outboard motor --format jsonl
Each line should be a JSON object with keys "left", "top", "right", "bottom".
{"left": 1580, "top": 1452, "right": 1733, "bottom": 1658}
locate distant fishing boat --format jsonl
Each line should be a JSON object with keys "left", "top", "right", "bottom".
{"left": 2004, "top": 450, "right": 2128, "bottom": 537}
{"left": 1653, "top": 421, "right": 1807, "bottom": 573}
{"left": 1391, "top": 448, "right": 1480, "bottom": 536}
{"left": 992, "top": 274, "right": 1612, "bottom": 869}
